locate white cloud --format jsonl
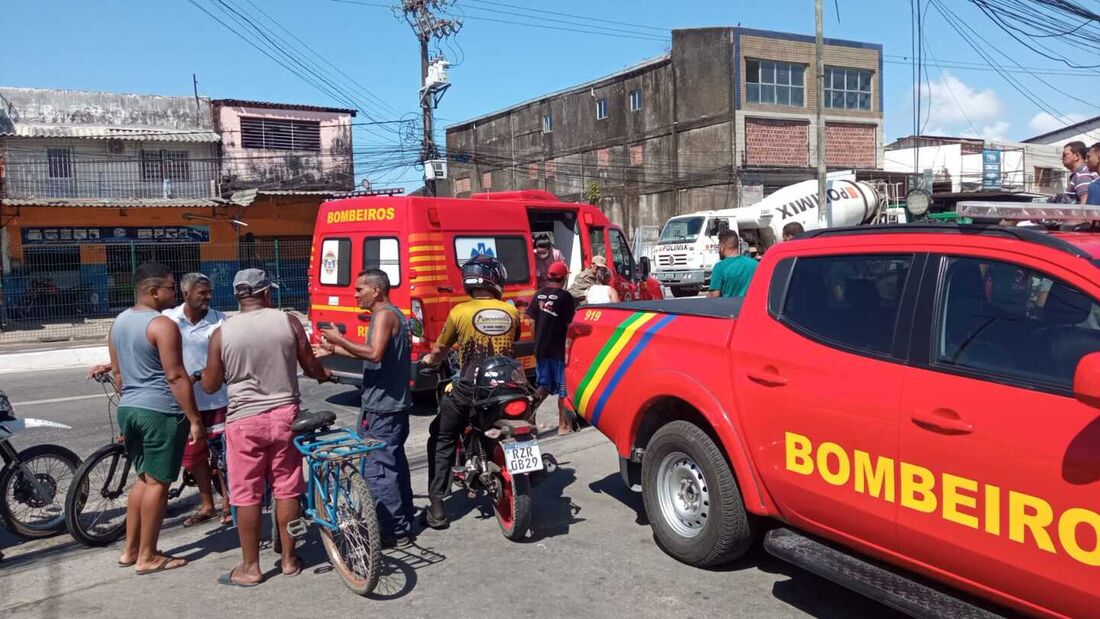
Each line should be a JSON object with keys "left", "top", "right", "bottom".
{"left": 1028, "top": 112, "right": 1088, "bottom": 136}
{"left": 915, "top": 72, "right": 1007, "bottom": 140}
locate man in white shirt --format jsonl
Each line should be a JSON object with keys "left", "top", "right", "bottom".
{"left": 162, "top": 273, "right": 230, "bottom": 527}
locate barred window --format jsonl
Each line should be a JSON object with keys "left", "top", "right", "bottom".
{"left": 825, "top": 67, "right": 873, "bottom": 110}
{"left": 240, "top": 117, "right": 322, "bottom": 150}
{"left": 141, "top": 150, "right": 191, "bottom": 181}
{"left": 747, "top": 60, "right": 805, "bottom": 107}
{"left": 47, "top": 148, "right": 72, "bottom": 179}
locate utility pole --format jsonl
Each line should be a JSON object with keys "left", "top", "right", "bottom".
{"left": 815, "top": 0, "right": 830, "bottom": 228}
{"left": 397, "top": 0, "right": 460, "bottom": 196}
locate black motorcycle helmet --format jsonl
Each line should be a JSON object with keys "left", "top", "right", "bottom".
{"left": 461, "top": 255, "right": 507, "bottom": 299}
{"left": 472, "top": 356, "right": 530, "bottom": 406}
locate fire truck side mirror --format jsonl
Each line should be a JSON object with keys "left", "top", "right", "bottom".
{"left": 1073, "top": 352, "right": 1100, "bottom": 408}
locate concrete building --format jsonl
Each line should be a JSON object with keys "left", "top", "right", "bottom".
{"left": 884, "top": 135, "right": 1063, "bottom": 196}
{"left": 443, "top": 27, "right": 884, "bottom": 232}
{"left": 0, "top": 87, "right": 356, "bottom": 316}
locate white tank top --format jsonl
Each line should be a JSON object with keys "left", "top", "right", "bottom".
{"left": 587, "top": 285, "right": 612, "bottom": 304}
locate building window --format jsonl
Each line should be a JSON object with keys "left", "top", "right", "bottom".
{"left": 481, "top": 171, "right": 492, "bottom": 189}
{"left": 545, "top": 161, "right": 556, "bottom": 177}
{"left": 240, "top": 117, "right": 322, "bottom": 150}
{"left": 630, "top": 143, "right": 644, "bottom": 166}
{"left": 597, "top": 148, "right": 611, "bottom": 168}
{"left": 825, "top": 67, "right": 873, "bottom": 110}
{"left": 596, "top": 98, "right": 608, "bottom": 120}
{"left": 141, "top": 150, "right": 191, "bottom": 181}
{"left": 542, "top": 113, "right": 553, "bottom": 133}
{"left": 629, "top": 89, "right": 643, "bottom": 112}
{"left": 455, "top": 177, "right": 471, "bottom": 194}
{"left": 47, "top": 148, "right": 72, "bottom": 179}
{"left": 746, "top": 59, "right": 805, "bottom": 107}
{"left": 528, "top": 164, "right": 538, "bottom": 180}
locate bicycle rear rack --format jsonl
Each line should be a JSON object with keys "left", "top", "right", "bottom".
{"left": 293, "top": 428, "right": 386, "bottom": 462}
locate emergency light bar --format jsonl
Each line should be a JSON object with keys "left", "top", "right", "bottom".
{"left": 957, "top": 201, "right": 1100, "bottom": 221}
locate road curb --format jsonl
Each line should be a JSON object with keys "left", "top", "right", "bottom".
{"left": 0, "top": 345, "right": 108, "bottom": 374}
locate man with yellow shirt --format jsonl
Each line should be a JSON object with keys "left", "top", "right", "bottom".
{"left": 421, "top": 255, "right": 520, "bottom": 529}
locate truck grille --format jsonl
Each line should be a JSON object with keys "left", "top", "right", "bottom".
{"left": 657, "top": 253, "right": 688, "bottom": 267}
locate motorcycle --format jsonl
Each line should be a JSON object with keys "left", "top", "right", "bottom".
{"left": 427, "top": 355, "right": 555, "bottom": 541}
{"left": 13, "top": 277, "right": 94, "bottom": 322}
{"left": 0, "top": 389, "right": 80, "bottom": 539}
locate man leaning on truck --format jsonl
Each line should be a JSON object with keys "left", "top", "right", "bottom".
{"left": 707, "top": 230, "right": 757, "bottom": 298}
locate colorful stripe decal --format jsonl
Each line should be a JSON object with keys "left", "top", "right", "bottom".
{"left": 574, "top": 312, "right": 658, "bottom": 418}
{"left": 588, "top": 315, "right": 676, "bottom": 427}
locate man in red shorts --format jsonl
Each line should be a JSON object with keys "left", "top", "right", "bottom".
{"left": 200, "top": 269, "right": 331, "bottom": 587}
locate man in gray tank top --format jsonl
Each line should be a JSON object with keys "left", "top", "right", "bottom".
{"left": 316, "top": 269, "right": 415, "bottom": 547}
{"left": 108, "top": 262, "right": 204, "bottom": 575}
{"left": 200, "top": 269, "right": 331, "bottom": 587}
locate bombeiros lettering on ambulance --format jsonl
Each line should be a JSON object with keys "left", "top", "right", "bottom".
{"left": 785, "top": 432, "right": 1100, "bottom": 568}
{"left": 325, "top": 207, "right": 397, "bottom": 224}
{"left": 652, "top": 179, "right": 881, "bottom": 296}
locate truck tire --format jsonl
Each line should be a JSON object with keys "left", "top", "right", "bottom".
{"left": 641, "top": 420, "right": 754, "bottom": 567}
{"left": 669, "top": 286, "right": 698, "bottom": 298}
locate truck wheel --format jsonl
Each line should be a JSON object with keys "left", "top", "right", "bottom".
{"left": 641, "top": 421, "right": 754, "bottom": 567}
{"left": 669, "top": 286, "right": 698, "bottom": 298}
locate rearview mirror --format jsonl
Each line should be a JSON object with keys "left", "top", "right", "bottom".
{"left": 1073, "top": 352, "right": 1100, "bottom": 407}
{"left": 705, "top": 220, "right": 720, "bottom": 237}
{"left": 638, "top": 256, "right": 651, "bottom": 280}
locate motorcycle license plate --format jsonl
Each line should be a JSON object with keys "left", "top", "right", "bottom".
{"left": 503, "top": 440, "right": 543, "bottom": 474}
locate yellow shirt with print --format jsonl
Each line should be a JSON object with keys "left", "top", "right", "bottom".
{"left": 437, "top": 298, "right": 521, "bottom": 382}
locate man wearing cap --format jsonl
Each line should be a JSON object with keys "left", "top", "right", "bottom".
{"left": 200, "top": 269, "right": 332, "bottom": 587}
{"left": 527, "top": 261, "right": 578, "bottom": 433}
{"left": 567, "top": 255, "right": 608, "bottom": 303}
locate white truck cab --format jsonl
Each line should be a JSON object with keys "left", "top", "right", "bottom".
{"left": 652, "top": 212, "right": 739, "bottom": 297}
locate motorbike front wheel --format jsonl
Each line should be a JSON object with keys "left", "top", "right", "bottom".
{"left": 0, "top": 443, "right": 81, "bottom": 539}
{"left": 490, "top": 445, "right": 532, "bottom": 541}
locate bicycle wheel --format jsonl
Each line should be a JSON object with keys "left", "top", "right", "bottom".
{"left": 316, "top": 462, "right": 381, "bottom": 596}
{"left": 0, "top": 444, "right": 80, "bottom": 539}
{"left": 64, "top": 443, "right": 131, "bottom": 547}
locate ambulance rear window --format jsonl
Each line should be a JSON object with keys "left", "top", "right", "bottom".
{"left": 318, "top": 238, "right": 352, "bottom": 287}
{"left": 363, "top": 237, "right": 401, "bottom": 285}
{"left": 454, "top": 236, "right": 530, "bottom": 285}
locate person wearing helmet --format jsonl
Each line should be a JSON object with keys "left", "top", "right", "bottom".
{"left": 420, "top": 255, "right": 521, "bottom": 529}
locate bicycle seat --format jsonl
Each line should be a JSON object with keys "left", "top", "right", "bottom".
{"left": 290, "top": 410, "right": 337, "bottom": 434}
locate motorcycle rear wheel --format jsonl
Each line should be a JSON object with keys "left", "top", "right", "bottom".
{"left": 64, "top": 443, "right": 131, "bottom": 547}
{"left": 491, "top": 445, "right": 531, "bottom": 541}
{"left": 0, "top": 443, "right": 80, "bottom": 539}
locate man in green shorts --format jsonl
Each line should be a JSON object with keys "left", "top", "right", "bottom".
{"left": 108, "top": 263, "right": 204, "bottom": 575}
{"left": 707, "top": 230, "right": 758, "bottom": 298}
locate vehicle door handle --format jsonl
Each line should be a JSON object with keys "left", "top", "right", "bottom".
{"left": 911, "top": 409, "right": 974, "bottom": 435}
{"left": 747, "top": 367, "right": 787, "bottom": 387}
{"left": 437, "top": 286, "right": 454, "bottom": 293}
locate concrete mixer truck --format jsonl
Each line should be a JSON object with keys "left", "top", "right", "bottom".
{"left": 653, "top": 179, "right": 891, "bottom": 297}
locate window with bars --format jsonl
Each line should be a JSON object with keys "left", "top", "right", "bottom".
{"left": 47, "top": 148, "right": 72, "bottom": 178}
{"left": 746, "top": 59, "right": 805, "bottom": 107}
{"left": 825, "top": 67, "right": 873, "bottom": 110}
{"left": 240, "top": 117, "right": 322, "bottom": 150}
{"left": 141, "top": 150, "right": 191, "bottom": 181}
{"left": 542, "top": 113, "right": 553, "bottom": 133}
{"left": 629, "top": 89, "right": 643, "bottom": 112}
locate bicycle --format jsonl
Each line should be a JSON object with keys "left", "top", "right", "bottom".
{"left": 283, "top": 404, "right": 385, "bottom": 596}
{"left": 64, "top": 374, "right": 230, "bottom": 546}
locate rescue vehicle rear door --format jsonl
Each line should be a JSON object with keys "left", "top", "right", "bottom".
{"left": 897, "top": 252, "right": 1100, "bottom": 617}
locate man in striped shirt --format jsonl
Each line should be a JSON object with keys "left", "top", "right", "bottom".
{"left": 1062, "top": 141, "right": 1097, "bottom": 204}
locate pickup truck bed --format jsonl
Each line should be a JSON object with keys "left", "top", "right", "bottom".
{"left": 588, "top": 296, "right": 742, "bottom": 319}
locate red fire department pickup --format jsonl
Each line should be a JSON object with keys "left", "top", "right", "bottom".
{"left": 565, "top": 208, "right": 1100, "bottom": 618}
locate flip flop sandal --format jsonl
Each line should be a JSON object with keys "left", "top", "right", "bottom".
{"left": 183, "top": 511, "right": 217, "bottom": 528}
{"left": 217, "top": 569, "right": 262, "bottom": 587}
{"left": 277, "top": 558, "right": 303, "bottom": 577}
{"left": 220, "top": 511, "right": 234, "bottom": 526}
{"left": 135, "top": 556, "right": 188, "bottom": 576}
{"left": 118, "top": 560, "right": 135, "bottom": 568}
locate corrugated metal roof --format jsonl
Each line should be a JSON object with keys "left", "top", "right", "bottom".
{"left": 1, "top": 124, "right": 221, "bottom": 142}
{"left": 213, "top": 99, "right": 357, "bottom": 116}
{"left": 1, "top": 198, "right": 226, "bottom": 208}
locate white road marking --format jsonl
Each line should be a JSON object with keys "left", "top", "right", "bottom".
{"left": 11, "top": 393, "right": 109, "bottom": 407}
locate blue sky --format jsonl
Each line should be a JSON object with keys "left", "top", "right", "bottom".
{"left": 3, "top": 0, "right": 1097, "bottom": 191}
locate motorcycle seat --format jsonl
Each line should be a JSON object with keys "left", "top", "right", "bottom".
{"left": 290, "top": 410, "right": 337, "bottom": 434}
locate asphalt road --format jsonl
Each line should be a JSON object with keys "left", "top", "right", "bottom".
{"left": 0, "top": 367, "right": 899, "bottom": 618}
